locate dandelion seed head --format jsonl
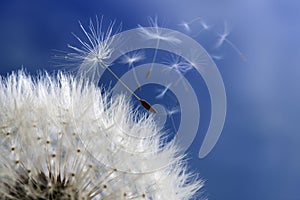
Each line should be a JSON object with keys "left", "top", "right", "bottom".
{"left": 0, "top": 71, "right": 203, "bottom": 199}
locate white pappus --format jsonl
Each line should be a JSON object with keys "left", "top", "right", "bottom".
{"left": 0, "top": 71, "right": 203, "bottom": 200}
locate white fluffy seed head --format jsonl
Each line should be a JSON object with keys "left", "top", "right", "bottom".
{"left": 0, "top": 71, "right": 203, "bottom": 200}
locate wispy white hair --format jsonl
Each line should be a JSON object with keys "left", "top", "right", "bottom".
{"left": 0, "top": 71, "right": 203, "bottom": 199}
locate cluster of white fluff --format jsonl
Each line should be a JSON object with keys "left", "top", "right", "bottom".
{"left": 0, "top": 71, "right": 202, "bottom": 199}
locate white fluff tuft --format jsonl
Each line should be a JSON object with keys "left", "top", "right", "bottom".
{"left": 0, "top": 71, "right": 203, "bottom": 199}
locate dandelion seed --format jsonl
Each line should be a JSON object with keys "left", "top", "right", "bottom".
{"left": 215, "top": 21, "right": 246, "bottom": 61}
{"left": 138, "top": 16, "right": 181, "bottom": 44}
{"left": 211, "top": 54, "right": 223, "bottom": 60}
{"left": 139, "top": 100, "right": 157, "bottom": 114}
{"left": 101, "top": 59, "right": 156, "bottom": 113}
{"left": 215, "top": 21, "right": 230, "bottom": 49}
{"left": 179, "top": 16, "right": 202, "bottom": 32}
{"left": 163, "top": 55, "right": 194, "bottom": 91}
{"left": 155, "top": 83, "right": 172, "bottom": 99}
{"left": 66, "top": 17, "right": 156, "bottom": 113}
{"left": 0, "top": 71, "right": 202, "bottom": 199}
{"left": 165, "top": 106, "right": 180, "bottom": 136}
{"left": 121, "top": 51, "right": 144, "bottom": 66}
{"left": 138, "top": 16, "right": 182, "bottom": 79}
{"left": 120, "top": 51, "right": 145, "bottom": 90}
{"left": 169, "top": 59, "right": 193, "bottom": 74}
{"left": 200, "top": 20, "right": 211, "bottom": 31}
{"left": 184, "top": 49, "right": 208, "bottom": 74}
{"left": 193, "top": 19, "right": 212, "bottom": 38}
{"left": 66, "top": 16, "right": 120, "bottom": 81}
{"left": 180, "top": 22, "right": 191, "bottom": 32}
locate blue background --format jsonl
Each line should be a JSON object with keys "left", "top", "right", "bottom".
{"left": 0, "top": 0, "right": 299, "bottom": 199}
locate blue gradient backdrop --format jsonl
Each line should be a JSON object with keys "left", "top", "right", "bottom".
{"left": 0, "top": 0, "right": 299, "bottom": 200}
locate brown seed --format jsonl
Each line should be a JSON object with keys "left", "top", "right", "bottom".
{"left": 139, "top": 100, "right": 157, "bottom": 114}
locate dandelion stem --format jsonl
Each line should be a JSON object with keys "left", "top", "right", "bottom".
{"left": 99, "top": 60, "right": 157, "bottom": 114}
{"left": 146, "top": 39, "right": 160, "bottom": 79}
{"left": 131, "top": 63, "right": 142, "bottom": 90}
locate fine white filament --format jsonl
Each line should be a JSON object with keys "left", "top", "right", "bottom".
{"left": 0, "top": 71, "right": 202, "bottom": 200}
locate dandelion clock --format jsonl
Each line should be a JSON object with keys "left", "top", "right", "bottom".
{"left": 0, "top": 16, "right": 227, "bottom": 200}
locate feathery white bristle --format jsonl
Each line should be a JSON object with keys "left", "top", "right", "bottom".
{"left": 0, "top": 71, "right": 202, "bottom": 199}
